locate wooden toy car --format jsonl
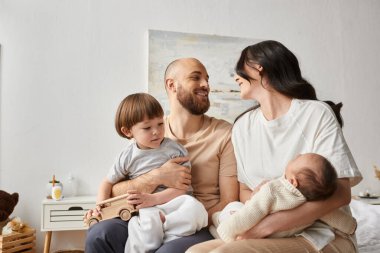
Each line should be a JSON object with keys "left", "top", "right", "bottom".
{"left": 85, "top": 193, "right": 138, "bottom": 227}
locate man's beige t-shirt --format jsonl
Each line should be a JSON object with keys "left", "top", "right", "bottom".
{"left": 164, "top": 115, "right": 237, "bottom": 210}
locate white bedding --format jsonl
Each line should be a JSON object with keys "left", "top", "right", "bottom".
{"left": 350, "top": 199, "right": 380, "bottom": 253}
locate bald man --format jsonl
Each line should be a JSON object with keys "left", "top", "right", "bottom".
{"left": 85, "top": 58, "right": 238, "bottom": 253}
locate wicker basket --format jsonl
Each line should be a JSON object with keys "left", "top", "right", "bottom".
{"left": 0, "top": 228, "right": 35, "bottom": 253}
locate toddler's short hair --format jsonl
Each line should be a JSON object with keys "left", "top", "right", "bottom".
{"left": 115, "top": 93, "right": 164, "bottom": 139}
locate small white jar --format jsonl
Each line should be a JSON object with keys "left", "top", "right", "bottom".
{"left": 46, "top": 181, "right": 63, "bottom": 199}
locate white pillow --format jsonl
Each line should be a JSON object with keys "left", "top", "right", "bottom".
{"left": 350, "top": 199, "right": 380, "bottom": 253}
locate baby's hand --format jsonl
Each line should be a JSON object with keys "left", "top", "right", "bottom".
{"left": 126, "top": 190, "right": 158, "bottom": 209}
{"left": 251, "top": 180, "right": 270, "bottom": 197}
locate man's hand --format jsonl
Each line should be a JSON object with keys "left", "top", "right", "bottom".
{"left": 126, "top": 190, "right": 158, "bottom": 209}
{"left": 155, "top": 156, "right": 191, "bottom": 190}
{"left": 111, "top": 156, "right": 191, "bottom": 197}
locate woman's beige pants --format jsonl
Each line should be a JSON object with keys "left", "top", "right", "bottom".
{"left": 186, "top": 234, "right": 356, "bottom": 253}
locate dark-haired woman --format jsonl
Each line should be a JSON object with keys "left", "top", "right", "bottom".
{"left": 187, "top": 41, "right": 362, "bottom": 253}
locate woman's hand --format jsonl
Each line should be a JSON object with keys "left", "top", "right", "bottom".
{"left": 235, "top": 215, "right": 274, "bottom": 240}
{"left": 126, "top": 190, "right": 158, "bottom": 209}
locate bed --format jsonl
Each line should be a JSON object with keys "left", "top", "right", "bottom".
{"left": 350, "top": 199, "right": 380, "bottom": 253}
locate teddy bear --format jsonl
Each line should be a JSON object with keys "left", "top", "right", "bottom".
{"left": 0, "top": 190, "right": 19, "bottom": 230}
{"left": 2, "top": 217, "right": 27, "bottom": 235}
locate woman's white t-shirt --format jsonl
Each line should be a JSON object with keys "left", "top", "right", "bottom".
{"left": 232, "top": 99, "right": 362, "bottom": 250}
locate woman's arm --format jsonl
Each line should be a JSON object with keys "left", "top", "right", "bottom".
{"left": 111, "top": 156, "right": 192, "bottom": 196}
{"left": 238, "top": 178, "right": 351, "bottom": 239}
{"left": 207, "top": 175, "right": 239, "bottom": 225}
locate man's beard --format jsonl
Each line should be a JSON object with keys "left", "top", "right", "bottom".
{"left": 177, "top": 85, "right": 210, "bottom": 115}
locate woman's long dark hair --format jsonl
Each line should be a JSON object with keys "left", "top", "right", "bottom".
{"left": 234, "top": 40, "right": 343, "bottom": 127}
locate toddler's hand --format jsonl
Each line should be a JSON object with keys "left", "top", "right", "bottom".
{"left": 126, "top": 190, "right": 157, "bottom": 209}
{"left": 84, "top": 205, "right": 102, "bottom": 220}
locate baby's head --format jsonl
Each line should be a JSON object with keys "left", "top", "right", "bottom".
{"left": 285, "top": 153, "right": 337, "bottom": 201}
{"left": 115, "top": 93, "right": 164, "bottom": 149}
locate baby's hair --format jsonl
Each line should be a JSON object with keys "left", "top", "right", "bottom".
{"left": 115, "top": 93, "right": 164, "bottom": 139}
{"left": 296, "top": 157, "right": 337, "bottom": 201}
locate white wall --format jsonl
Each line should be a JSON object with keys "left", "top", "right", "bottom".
{"left": 1, "top": 0, "right": 379, "bottom": 251}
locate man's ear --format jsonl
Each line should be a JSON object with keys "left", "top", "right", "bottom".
{"left": 165, "top": 78, "right": 176, "bottom": 92}
{"left": 121, "top": 127, "right": 132, "bottom": 138}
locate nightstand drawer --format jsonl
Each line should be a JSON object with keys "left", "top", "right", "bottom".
{"left": 43, "top": 203, "right": 93, "bottom": 230}
{"left": 41, "top": 196, "right": 96, "bottom": 231}
{"left": 51, "top": 209, "right": 87, "bottom": 218}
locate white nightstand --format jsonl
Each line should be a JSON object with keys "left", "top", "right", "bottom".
{"left": 41, "top": 196, "right": 96, "bottom": 253}
{"left": 352, "top": 196, "right": 380, "bottom": 205}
